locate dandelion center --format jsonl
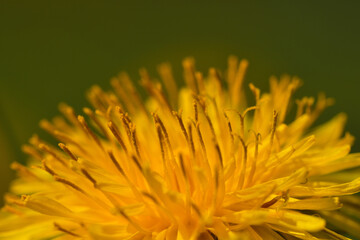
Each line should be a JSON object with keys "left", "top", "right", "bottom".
{"left": 1, "top": 56, "right": 360, "bottom": 240}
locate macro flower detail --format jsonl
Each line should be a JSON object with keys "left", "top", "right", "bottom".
{"left": 1, "top": 56, "right": 360, "bottom": 239}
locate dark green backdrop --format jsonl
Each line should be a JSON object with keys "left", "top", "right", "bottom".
{"left": 1, "top": 1, "right": 360, "bottom": 204}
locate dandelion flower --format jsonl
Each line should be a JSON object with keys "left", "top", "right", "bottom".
{"left": 1, "top": 56, "right": 360, "bottom": 240}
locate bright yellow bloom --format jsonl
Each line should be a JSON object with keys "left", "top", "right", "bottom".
{"left": 1, "top": 57, "right": 360, "bottom": 240}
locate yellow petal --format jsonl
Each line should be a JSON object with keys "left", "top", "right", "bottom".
{"left": 309, "top": 153, "right": 360, "bottom": 176}
{"left": 23, "top": 195, "right": 74, "bottom": 218}
{"left": 290, "top": 177, "right": 360, "bottom": 197}
{"left": 283, "top": 197, "right": 341, "bottom": 210}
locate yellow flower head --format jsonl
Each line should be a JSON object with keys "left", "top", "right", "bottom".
{"left": 1, "top": 57, "right": 360, "bottom": 240}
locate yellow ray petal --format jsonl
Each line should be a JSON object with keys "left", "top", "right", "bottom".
{"left": 290, "top": 177, "right": 360, "bottom": 197}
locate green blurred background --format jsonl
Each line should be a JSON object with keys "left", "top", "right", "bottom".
{"left": 1, "top": 1, "right": 360, "bottom": 204}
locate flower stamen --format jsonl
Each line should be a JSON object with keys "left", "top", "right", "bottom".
{"left": 54, "top": 222, "right": 80, "bottom": 238}
{"left": 58, "top": 143, "right": 78, "bottom": 161}
{"left": 108, "top": 121, "right": 128, "bottom": 153}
